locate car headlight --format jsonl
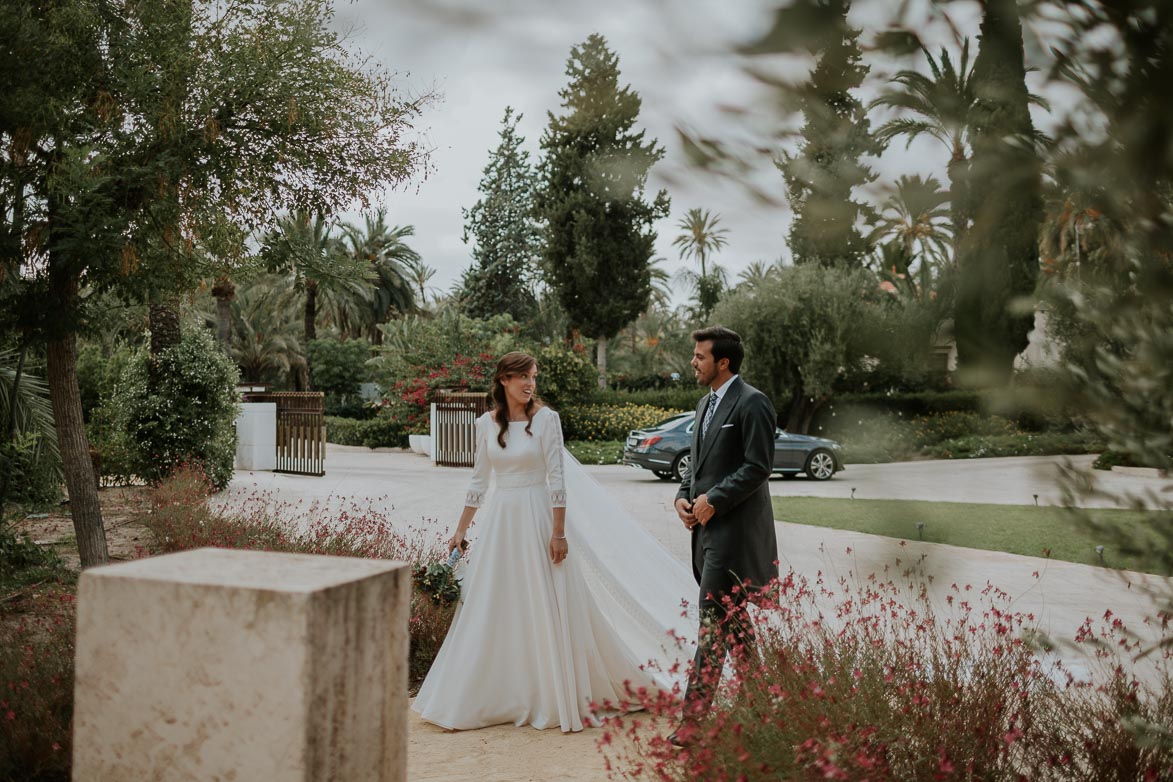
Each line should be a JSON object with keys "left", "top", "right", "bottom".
{"left": 830, "top": 443, "right": 842, "bottom": 449}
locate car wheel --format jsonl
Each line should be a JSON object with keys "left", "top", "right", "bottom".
{"left": 653, "top": 470, "right": 674, "bottom": 480}
{"left": 671, "top": 451, "right": 692, "bottom": 483}
{"left": 805, "top": 449, "right": 836, "bottom": 481}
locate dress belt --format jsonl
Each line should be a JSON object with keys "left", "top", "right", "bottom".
{"left": 495, "top": 469, "right": 547, "bottom": 489}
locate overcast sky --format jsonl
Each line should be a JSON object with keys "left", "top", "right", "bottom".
{"left": 327, "top": 0, "right": 1061, "bottom": 305}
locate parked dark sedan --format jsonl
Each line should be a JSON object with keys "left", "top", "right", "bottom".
{"left": 622, "top": 412, "right": 845, "bottom": 482}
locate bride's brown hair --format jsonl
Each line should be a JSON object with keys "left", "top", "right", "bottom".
{"left": 490, "top": 351, "right": 542, "bottom": 448}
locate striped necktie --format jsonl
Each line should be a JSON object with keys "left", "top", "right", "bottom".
{"left": 702, "top": 391, "right": 718, "bottom": 438}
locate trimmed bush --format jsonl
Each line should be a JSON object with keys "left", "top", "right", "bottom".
{"left": 103, "top": 329, "right": 240, "bottom": 490}
{"left": 923, "top": 430, "right": 1105, "bottom": 460}
{"left": 534, "top": 344, "right": 596, "bottom": 407}
{"left": 558, "top": 403, "right": 686, "bottom": 442}
{"left": 591, "top": 387, "right": 706, "bottom": 413}
{"left": 325, "top": 415, "right": 409, "bottom": 449}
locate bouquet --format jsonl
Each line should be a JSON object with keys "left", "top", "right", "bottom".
{"left": 413, "top": 539, "right": 469, "bottom": 606}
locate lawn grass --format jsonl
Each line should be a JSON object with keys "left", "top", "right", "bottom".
{"left": 772, "top": 496, "right": 1168, "bottom": 575}
{"left": 566, "top": 440, "right": 625, "bottom": 465}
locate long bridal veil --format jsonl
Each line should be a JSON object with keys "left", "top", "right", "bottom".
{"left": 559, "top": 449, "right": 698, "bottom": 689}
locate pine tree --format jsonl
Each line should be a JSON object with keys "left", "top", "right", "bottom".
{"left": 778, "top": 0, "right": 880, "bottom": 268}
{"left": 536, "top": 34, "right": 670, "bottom": 388}
{"left": 953, "top": 0, "right": 1043, "bottom": 385}
{"left": 459, "top": 107, "right": 542, "bottom": 322}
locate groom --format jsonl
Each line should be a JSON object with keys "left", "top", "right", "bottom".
{"left": 670, "top": 326, "right": 778, "bottom": 747}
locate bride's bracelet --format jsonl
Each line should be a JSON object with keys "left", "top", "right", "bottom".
{"left": 552, "top": 535, "right": 567, "bottom": 540}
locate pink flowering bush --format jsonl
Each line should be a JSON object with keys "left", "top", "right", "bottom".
{"left": 140, "top": 465, "right": 457, "bottom": 686}
{"left": 0, "top": 589, "right": 74, "bottom": 782}
{"left": 600, "top": 555, "right": 1172, "bottom": 781}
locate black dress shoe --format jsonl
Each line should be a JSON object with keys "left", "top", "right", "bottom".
{"left": 666, "top": 725, "right": 697, "bottom": 749}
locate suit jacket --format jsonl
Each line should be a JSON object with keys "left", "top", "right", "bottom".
{"left": 676, "top": 376, "right": 779, "bottom": 590}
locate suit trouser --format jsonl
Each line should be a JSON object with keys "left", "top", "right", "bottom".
{"left": 684, "top": 548, "right": 756, "bottom": 717}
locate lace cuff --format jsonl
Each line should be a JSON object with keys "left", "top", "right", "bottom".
{"left": 550, "top": 489, "right": 566, "bottom": 508}
{"left": 465, "top": 490, "right": 485, "bottom": 508}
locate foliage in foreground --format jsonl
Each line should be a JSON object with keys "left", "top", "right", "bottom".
{"left": 0, "top": 588, "right": 74, "bottom": 782}
{"left": 601, "top": 564, "right": 1173, "bottom": 781}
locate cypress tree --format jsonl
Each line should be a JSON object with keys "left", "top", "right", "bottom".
{"left": 460, "top": 107, "right": 541, "bottom": 323}
{"left": 536, "top": 34, "right": 670, "bottom": 388}
{"left": 953, "top": 0, "right": 1043, "bottom": 385}
{"left": 779, "top": 0, "right": 880, "bottom": 268}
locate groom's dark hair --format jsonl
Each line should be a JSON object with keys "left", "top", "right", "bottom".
{"left": 692, "top": 326, "right": 744, "bottom": 374}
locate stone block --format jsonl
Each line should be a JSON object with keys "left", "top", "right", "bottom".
{"left": 73, "top": 548, "right": 409, "bottom": 781}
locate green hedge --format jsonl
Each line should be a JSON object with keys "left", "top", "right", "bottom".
{"left": 565, "top": 440, "right": 625, "bottom": 466}
{"left": 590, "top": 387, "right": 705, "bottom": 412}
{"left": 325, "top": 416, "right": 409, "bottom": 448}
{"left": 557, "top": 403, "right": 687, "bottom": 441}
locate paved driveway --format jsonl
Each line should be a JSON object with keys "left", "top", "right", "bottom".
{"left": 224, "top": 447, "right": 1170, "bottom": 688}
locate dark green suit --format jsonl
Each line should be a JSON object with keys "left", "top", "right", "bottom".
{"left": 675, "top": 376, "right": 778, "bottom": 710}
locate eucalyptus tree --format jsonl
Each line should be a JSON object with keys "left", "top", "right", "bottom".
{"left": 0, "top": 0, "right": 430, "bottom": 566}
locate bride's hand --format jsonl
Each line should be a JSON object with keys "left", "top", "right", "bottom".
{"left": 549, "top": 535, "right": 568, "bottom": 565}
{"left": 447, "top": 531, "right": 466, "bottom": 556}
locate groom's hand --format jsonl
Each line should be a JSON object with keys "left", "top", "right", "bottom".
{"left": 693, "top": 494, "right": 715, "bottom": 526}
{"left": 674, "top": 498, "right": 698, "bottom": 530}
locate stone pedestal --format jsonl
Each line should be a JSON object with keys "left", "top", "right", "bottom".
{"left": 235, "top": 402, "right": 277, "bottom": 471}
{"left": 73, "top": 548, "right": 409, "bottom": 782}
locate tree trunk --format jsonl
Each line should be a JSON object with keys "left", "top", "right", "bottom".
{"left": 304, "top": 279, "right": 318, "bottom": 343}
{"left": 149, "top": 302, "right": 182, "bottom": 356}
{"left": 596, "top": 334, "right": 608, "bottom": 390}
{"left": 784, "top": 390, "right": 826, "bottom": 435}
{"left": 948, "top": 148, "right": 968, "bottom": 266}
{"left": 47, "top": 329, "right": 108, "bottom": 568}
{"left": 211, "top": 276, "right": 236, "bottom": 351}
{"left": 303, "top": 279, "right": 317, "bottom": 390}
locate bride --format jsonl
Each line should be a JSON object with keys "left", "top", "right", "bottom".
{"left": 412, "top": 351, "right": 696, "bottom": 733}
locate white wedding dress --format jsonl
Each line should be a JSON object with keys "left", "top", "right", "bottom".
{"left": 412, "top": 407, "right": 696, "bottom": 732}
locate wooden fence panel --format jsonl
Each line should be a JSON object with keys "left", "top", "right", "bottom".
{"left": 241, "top": 391, "right": 325, "bottom": 476}
{"left": 432, "top": 391, "right": 490, "bottom": 467}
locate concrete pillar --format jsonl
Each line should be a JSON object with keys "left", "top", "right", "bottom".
{"left": 235, "top": 402, "right": 277, "bottom": 471}
{"left": 73, "top": 548, "right": 409, "bottom": 781}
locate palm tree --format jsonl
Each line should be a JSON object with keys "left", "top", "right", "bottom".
{"left": 401, "top": 254, "right": 437, "bottom": 309}
{"left": 871, "top": 41, "right": 977, "bottom": 261}
{"left": 227, "top": 277, "right": 306, "bottom": 387}
{"left": 342, "top": 210, "right": 420, "bottom": 341}
{"left": 736, "top": 260, "right": 780, "bottom": 291}
{"left": 673, "top": 209, "right": 731, "bottom": 319}
{"left": 0, "top": 348, "right": 61, "bottom": 514}
{"left": 872, "top": 40, "right": 1049, "bottom": 263}
{"left": 872, "top": 174, "right": 952, "bottom": 277}
{"left": 261, "top": 211, "right": 357, "bottom": 345}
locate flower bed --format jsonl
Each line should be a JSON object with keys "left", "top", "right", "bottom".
{"left": 558, "top": 404, "right": 686, "bottom": 442}
{"left": 600, "top": 566, "right": 1172, "bottom": 780}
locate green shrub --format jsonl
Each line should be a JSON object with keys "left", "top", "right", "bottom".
{"left": 0, "top": 431, "right": 61, "bottom": 507}
{"left": 924, "top": 430, "right": 1105, "bottom": 460}
{"left": 1093, "top": 450, "right": 1134, "bottom": 471}
{"left": 558, "top": 403, "right": 686, "bottom": 441}
{"left": 591, "top": 387, "right": 705, "bottom": 412}
{"left": 307, "top": 337, "right": 372, "bottom": 400}
{"left": 104, "top": 329, "right": 240, "bottom": 490}
{"left": 565, "top": 440, "right": 625, "bottom": 465}
{"left": 325, "top": 415, "right": 409, "bottom": 448}
{"left": 534, "top": 344, "right": 596, "bottom": 407}
{"left": 907, "top": 411, "right": 1018, "bottom": 448}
